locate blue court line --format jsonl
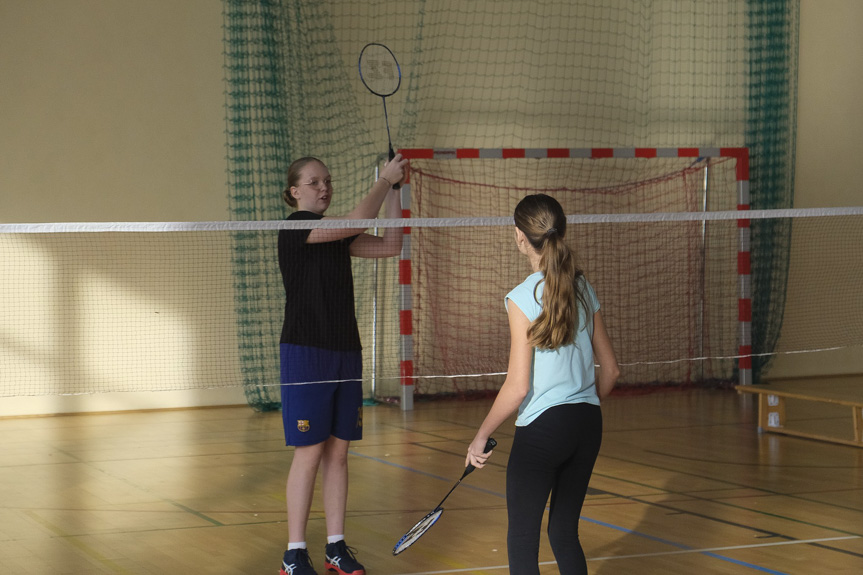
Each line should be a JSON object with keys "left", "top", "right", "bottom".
{"left": 351, "top": 450, "right": 791, "bottom": 574}
{"left": 581, "top": 516, "right": 789, "bottom": 574}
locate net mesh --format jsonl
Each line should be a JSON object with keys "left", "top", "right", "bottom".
{"left": 407, "top": 156, "right": 739, "bottom": 397}
{"left": 2, "top": 208, "right": 861, "bottom": 400}
{"left": 222, "top": 0, "right": 799, "bottom": 409}
{"left": 1, "top": 231, "right": 243, "bottom": 395}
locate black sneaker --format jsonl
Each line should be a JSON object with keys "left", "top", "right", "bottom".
{"left": 324, "top": 540, "right": 365, "bottom": 575}
{"left": 280, "top": 548, "right": 317, "bottom": 575}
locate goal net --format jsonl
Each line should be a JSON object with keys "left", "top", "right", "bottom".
{"left": 396, "top": 148, "right": 748, "bottom": 402}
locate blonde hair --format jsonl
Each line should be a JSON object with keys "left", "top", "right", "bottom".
{"left": 513, "top": 194, "right": 587, "bottom": 350}
{"left": 282, "top": 157, "right": 325, "bottom": 208}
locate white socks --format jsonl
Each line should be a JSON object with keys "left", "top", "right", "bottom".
{"left": 288, "top": 535, "right": 344, "bottom": 550}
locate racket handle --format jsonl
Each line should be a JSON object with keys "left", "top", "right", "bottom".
{"left": 388, "top": 146, "right": 401, "bottom": 189}
{"left": 463, "top": 437, "right": 497, "bottom": 479}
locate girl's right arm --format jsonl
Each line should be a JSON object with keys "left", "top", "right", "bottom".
{"left": 466, "top": 302, "right": 533, "bottom": 469}
{"left": 346, "top": 154, "right": 407, "bottom": 219}
{"left": 307, "top": 154, "right": 407, "bottom": 243}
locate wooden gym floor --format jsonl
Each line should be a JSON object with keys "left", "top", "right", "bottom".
{"left": 1, "top": 386, "right": 861, "bottom": 574}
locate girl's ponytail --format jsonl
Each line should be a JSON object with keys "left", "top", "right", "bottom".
{"left": 514, "top": 195, "right": 587, "bottom": 350}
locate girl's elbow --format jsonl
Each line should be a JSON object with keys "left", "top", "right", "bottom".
{"left": 381, "top": 245, "right": 400, "bottom": 258}
{"left": 513, "top": 384, "right": 529, "bottom": 403}
{"left": 501, "top": 378, "right": 529, "bottom": 404}
{"left": 385, "top": 238, "right": 403, "bottom": 257}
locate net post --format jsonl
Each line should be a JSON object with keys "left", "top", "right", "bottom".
{"left": 399, "top": 177, "right": 415, "bottom": 410}
{"left": 370, "top": 166, "right": 380, "bottom": 403}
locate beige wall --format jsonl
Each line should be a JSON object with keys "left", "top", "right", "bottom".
{"left": 0, "top": 1, "right": 228, "bottom": 223}
{"left": 768, "top": 0, "right": 863, "bottom": 378}
{"left": 0, "top": 1, "right": 246, "bottom": 415}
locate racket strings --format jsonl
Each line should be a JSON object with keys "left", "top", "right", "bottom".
{"left": 393, "top": 508, "right": 443, "bottom": 555}
{"left": 365, "top": 56, "right": 398, "bottom": 81}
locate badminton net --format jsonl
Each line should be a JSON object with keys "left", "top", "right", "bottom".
{"left": 1, "top": 209, "right": 861, "bottom": 402}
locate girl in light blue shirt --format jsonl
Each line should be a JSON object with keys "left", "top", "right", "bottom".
{"left": 466, "top": 194, "right": 619, "bottom": 575}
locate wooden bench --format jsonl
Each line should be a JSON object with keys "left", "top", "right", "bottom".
{"left": 735, "top": 376, "right": 863, "bottom": 448}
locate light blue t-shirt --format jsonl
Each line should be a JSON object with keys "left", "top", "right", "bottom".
{"left": 506, "top": 271, "right": 601, "bottom": 426}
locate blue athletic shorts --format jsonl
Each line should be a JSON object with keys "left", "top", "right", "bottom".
{"left": 280, "top": 343, "right": 363, "bottom": 446}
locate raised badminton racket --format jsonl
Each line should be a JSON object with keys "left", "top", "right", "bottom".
{"left": 392, "top": 437, "right": 497, "bottom": 555}
{"left": 358, "top": 42, "right": 401, "bottom": 187}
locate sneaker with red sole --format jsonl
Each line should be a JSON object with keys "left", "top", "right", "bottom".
{"left": 280, "top": 548, "right": 318, "bottom": 575}
{"left": 324, "top": 540, "right": 365, "bottom": 575}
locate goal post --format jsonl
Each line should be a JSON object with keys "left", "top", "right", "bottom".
{"left": 394, "top": 147, "right": 750, "bottom": 410}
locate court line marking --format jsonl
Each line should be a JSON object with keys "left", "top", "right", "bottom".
{"left": 589, "top": 535, "right": 861, "bottom": 561}
{"left": 351, "top": 450, "right": 805, "bottom": 574}
{"left": 22, "top": 510, "right": 135, "bottom": 574}
{"left": 594, "top": 453, "right": 863, "bottom": 539}
{"left": 390, "top": 536, "right": 859, "bottom": 575}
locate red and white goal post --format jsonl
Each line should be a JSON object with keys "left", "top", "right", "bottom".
{"left": 394, "top": 147, "right": 750, "bottom": 410}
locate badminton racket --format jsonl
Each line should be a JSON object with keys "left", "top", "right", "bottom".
{"left": 392, "top": 437, "right": 497, "bottom": 555}
{"left": 358, "top": 42, "right": 402, "bottom": 187}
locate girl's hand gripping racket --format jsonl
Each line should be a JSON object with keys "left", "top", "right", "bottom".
{"left": 392, "top": 437, "right": 497, "bottom": 555}
{"left": 358, "top": 42, "right": 402, "bottom": 188}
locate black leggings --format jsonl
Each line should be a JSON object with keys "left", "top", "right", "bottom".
{"left": 506, "top": 402, "right": 602, "bottom": 575}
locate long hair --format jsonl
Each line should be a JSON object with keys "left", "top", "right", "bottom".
{"left": 282, "top": 157, "right": 324, "bottom": 208}
{"left": 514, "top": 194, "right": 588, "bottom": 350}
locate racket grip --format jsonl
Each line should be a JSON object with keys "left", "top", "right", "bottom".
{"left": 463, "top": 437, "right": 497, "bottom": 478}
{"left": 388, "top": 146, "right": 401, "bottom": 189}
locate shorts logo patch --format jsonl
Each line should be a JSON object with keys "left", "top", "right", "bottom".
{"left": 297, "top": 420, "right": 310, "bottom": 432}
{"left": 357, "top": 406, "right": 363, "bottom": 429}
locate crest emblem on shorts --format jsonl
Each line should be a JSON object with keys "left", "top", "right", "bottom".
{"left": 297, "top": 420, "right": 310, "bottom": 432}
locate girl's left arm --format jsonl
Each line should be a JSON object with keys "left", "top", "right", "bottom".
{"left": 592, "top": 311, "right": 619, "bottom": 399}
{"left": 349, "top": 187, "right": 403, "bottom": 258}
{"left": 466, "top": 301, "right": 533, "bottom": 469}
